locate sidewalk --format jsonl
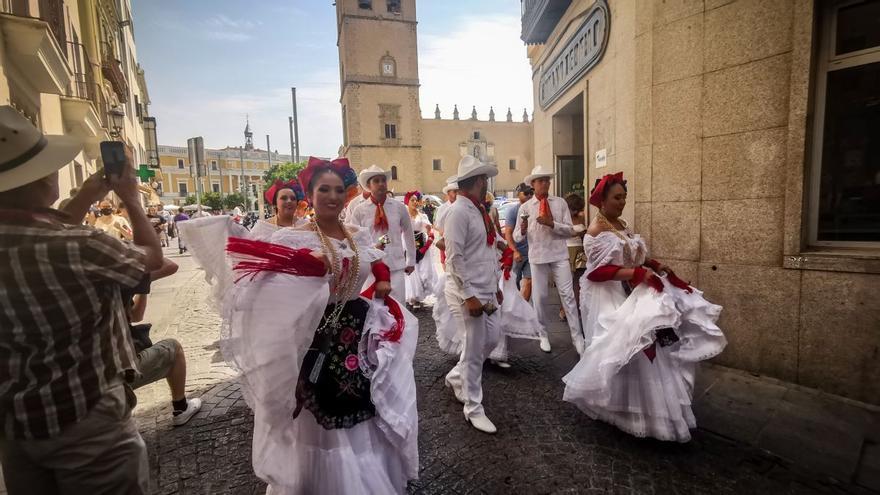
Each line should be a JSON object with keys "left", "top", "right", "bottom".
{"left": 693, "top": 362, "right": 880, "bottom": 491}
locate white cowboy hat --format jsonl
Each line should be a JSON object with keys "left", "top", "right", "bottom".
{"left": 442, "top": 175, "right": 458, "bottom": 193}
{"left": 524, "top": 165, "right": 555, "bottom": 184}
{"left": 455, "top": 155, "right": 497, "bottom": 183}
{"left": 358, "top": 164, "right": 391, "bottom": 189}
{"left": 0, "top": 106, "right": 82, "bottom": 192}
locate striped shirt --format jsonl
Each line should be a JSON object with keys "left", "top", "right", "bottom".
{"left": 0, "top": 208, "right": 147, "bottom": 439}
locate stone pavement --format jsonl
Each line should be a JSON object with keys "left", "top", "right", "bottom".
{"left": 129, "top": 252, "right": 879, "bottom": 494}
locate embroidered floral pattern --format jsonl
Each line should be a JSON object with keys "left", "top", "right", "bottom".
{"left": 344, "top": 354, "right": 359, "bottom": 371}
{"left": 293, "top": 298, "right": 375, "bottom": 430}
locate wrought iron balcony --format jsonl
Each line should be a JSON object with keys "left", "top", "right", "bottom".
{"left": 521, "top": 0, "right": 572, "bottom": 44}
{"left": 100, "top": 40, "right": 129, "bottom": 103}
{"left": 38, "top": 0, "right": 65, "bottom": 54}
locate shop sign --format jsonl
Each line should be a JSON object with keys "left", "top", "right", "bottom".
{"left": 538, "top": 0, "right": 610, "bottom": 110}
{"left": 595, "top": 148, "right": 607, "bottom": 169}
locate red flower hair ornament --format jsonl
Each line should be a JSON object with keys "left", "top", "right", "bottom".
{"left": 296, "top": 156, "right": 357, "bottom": 198}
{"left": 403, "top": 190, "right": 422, "bottom": 205}
{"left": 589, "top": 171, "right": 627, "bottom": 208}
{"left": 264, "top": 178, "right": 304, "bottom": 205}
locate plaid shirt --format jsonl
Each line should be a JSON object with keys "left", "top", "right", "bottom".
{"left": 0, "top": 208, "right": 147, "bottom": 439}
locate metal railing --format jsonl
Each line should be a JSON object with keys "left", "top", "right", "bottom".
{"left": 100, "top": 40, "right": 129, "bottom": 103}
{"left": 38, "top": 0, "right": 66, "bottom": 55}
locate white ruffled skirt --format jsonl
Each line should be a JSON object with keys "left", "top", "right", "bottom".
{"left": 224, "top": 273, "right": 419, "bottom": 494}
{"left": 563, "top": 275, "right": 726, "bottom": 442}
{"left": 405, "top": 247, "right": 438, "bottom": 303}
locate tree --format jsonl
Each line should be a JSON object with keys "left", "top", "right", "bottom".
{"left": 222, "top": 192, "right": 245, "bottom": 211}
{"left": 263, "top": 161, "right": 307, "bottom": 197}
{"left": 199, "top": 192, "right": 224, "bottom": 211}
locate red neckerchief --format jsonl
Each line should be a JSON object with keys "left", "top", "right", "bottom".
{"left": 462, "top": 192, "right": 496, "bottom": 246}
{"left": 535, "top": 193, "right": 554, "bottom": 222}
{"left": 370, "top": 195, "right": 389, "bottom": 232}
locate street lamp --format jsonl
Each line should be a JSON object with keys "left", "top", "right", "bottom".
{"left": 108, "top": 106, "right": 125, "bottom": 139}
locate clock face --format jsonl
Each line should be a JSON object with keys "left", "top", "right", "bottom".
{"left": 382, "top": 63, "right": 394, "bottom": 75}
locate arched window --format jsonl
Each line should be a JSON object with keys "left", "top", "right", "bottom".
{"left": 391, "top": 166, "right": 398, "bottom": 180}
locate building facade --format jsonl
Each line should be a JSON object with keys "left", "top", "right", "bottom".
{"left": 335, "top": 0, "right": 534, "bottom": 195}
{"left": 157, "top": 131, "right": 291, "bottom": 210}
{"left": 0, "top": 0, "right": 155, "bottom": 203}
{"left": 524, "top": 0, "right": 879, "bottom": 404}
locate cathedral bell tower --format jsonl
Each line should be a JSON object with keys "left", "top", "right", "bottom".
{"left": 336, "top": 0, "right": 422, "bottom": 191}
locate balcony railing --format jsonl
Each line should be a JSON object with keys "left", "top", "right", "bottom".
{"left": 100, "top": 40, "right": 128, "bottom": 103}
{"left": 38, "top": 0, "right": 65, "bottom": 54}
{"left": 521, "top": 0, "right": 572, "bottom": 44}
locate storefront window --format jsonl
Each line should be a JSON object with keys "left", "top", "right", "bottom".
{"left": 810, "top": 0, "right": 880, "bottom": 245}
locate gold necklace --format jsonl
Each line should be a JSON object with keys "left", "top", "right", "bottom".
{"left": 312, "top": 219, "right": 360, "bottom": 331}
{"left": 596, "top": 210, "right": 632, "bottom": 257}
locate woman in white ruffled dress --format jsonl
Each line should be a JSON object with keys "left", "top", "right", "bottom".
{"left": 181, "top": 157, "right": 419, "bottom": 494}
{"left": 403, "top": 191, "right": 437, "bottom": 307}
{"left": 562, "top": 172, "right": 726, "bottom": 442}
{"left": 248, "top": 178, "right": 309, "bottom": 241}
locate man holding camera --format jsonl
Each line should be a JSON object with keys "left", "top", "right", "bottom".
{"left": 442, "top": 156, "right": 504, "bottom": 435}
{"left": 0, "top": 106, "right": 162, "bottom": 494}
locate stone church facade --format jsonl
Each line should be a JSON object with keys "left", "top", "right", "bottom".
{"left": 335, "top": 0, "right": 534, "bottom": 195}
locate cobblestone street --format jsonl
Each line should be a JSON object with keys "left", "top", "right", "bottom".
{"left": 132, "top": 251, "right": 874, "bottom": 494}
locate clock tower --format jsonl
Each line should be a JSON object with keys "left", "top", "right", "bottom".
{"left": 336, "top": 0, "right": 423, "bottom": 191}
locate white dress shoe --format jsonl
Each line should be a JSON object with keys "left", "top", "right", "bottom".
{"left": 444, "top": 377, "right": 465, "bottom": 404}
{"left": 466, "top": 414, "right": 497, "bottom": 434}
{"left": 490, "top": 359, "right": 512, "bottom": 369}
{"left": 539, "top": 337, "right": 552, "bottom": 353}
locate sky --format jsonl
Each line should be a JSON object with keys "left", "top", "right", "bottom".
{"left": 131, "top": 0, "right": 534, "bottom": 159}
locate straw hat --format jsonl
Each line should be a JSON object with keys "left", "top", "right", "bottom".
{"left": 0, "top": 106, "right": 82, "bottom": 192}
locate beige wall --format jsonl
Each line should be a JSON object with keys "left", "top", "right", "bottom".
{"left": 420, "top": 118, "right": 533, "bottom": 195}
{"left": 528, "top": 0, "right": 880, "bottom": 404}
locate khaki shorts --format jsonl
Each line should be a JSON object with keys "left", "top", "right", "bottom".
{"left": 131, "top": 339, "right": 179, "bottom": 390}
{"left": 0, "top": 380, "right": 149, "bottom": 494}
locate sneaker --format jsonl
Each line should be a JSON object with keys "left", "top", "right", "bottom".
{"left": 490, "top": 359, "right": 511, "bottom": 369}
{"left": 539, "top": 337, "right": 552, "bottom": 353}
{"left": 172, "top": 397, "right": 202, "bottom": 426}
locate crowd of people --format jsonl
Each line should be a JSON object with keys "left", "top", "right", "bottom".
{"left": 0, "top": 105, "right": 726, "bottom": 494}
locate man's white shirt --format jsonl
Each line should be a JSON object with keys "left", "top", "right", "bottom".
{"left": 513, "top": 196, "right": 573, "bottom": 264}
{"left": 434, "top": 201, "right": 453, "bottom": 234}
{"left": 350, "top": 196, "right": 416, "bottom": 271}
{"left": 444, "top": 198, "right": 500, "bottom": 299}
{"left": 342, "top": 194, "right": 369, "bottom": 222}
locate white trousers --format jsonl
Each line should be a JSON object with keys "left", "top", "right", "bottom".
{"left": 530, "top": 259, "right": 584, "bottom": 348}
{"left": 390, "top": 269, "right": 406, "bottom": 303}
{"left": 444, "top": 287, "right": 501, "bottom": 419}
